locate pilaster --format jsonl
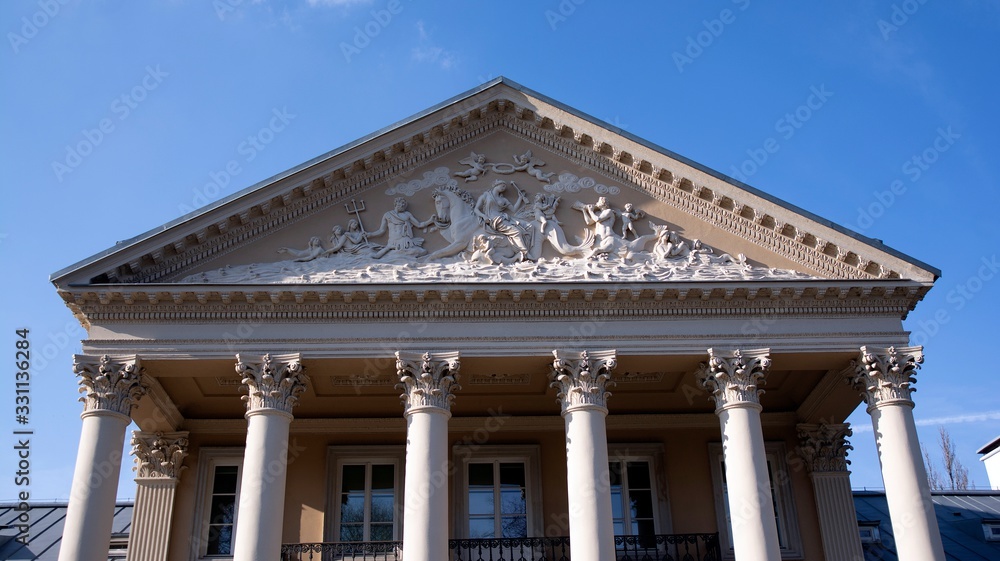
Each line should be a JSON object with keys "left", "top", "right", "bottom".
{"left": 797, "top": 424, "right": 864, "bottom": 561}
{"left": 128, "top": 431, "right": 189, "bottom": 561}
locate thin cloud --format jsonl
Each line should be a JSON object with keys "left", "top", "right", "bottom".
{"left": 852, "top": 410, "right": 1000, "bottom": 433}
{"left": 411, "top": 20, "right": 458, "bottom": 70}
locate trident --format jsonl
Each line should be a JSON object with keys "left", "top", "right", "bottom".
{"left": 344, "top": 199, "right": 370, "bottom": 244}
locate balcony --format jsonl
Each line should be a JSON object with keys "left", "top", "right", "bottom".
{"left": 281, "top": 533, "right": 720, "bottom": 561}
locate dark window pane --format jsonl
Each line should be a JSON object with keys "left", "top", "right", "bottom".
{"left": 207, "top": 524, "right": 233, "bottom": 555}
{"left": 469, "top": 517, "right": 495, "bottom": 538}
{"left": 371, "top": 494, "right": 395, "bottom": 522}
{"left": 611, "top": 489, "right": 624, "bottom": 519}
{"left": 501, "top": 515, "right": 527, "bottom": 538}
{"left": 469, "top": 489, "right": 495, "bottom": 515}
{"left": 340, "top": 492, "right": 364, "bottom": 523}
{"left": 499, "top": 463, "right": 526, "bottom": 488}
{"left": 370, "top": 523, "right": 393, "bottom": 541}
{"left": 469, "top": 463, "right": 494, "bottom": 486}
{"left": 635, "top": 519, "right": 655, "bottom": 539}
{"left": 629, "top": 490, "right": 654, "bottom": 519}
{"left": 340, "top": 523, "right": 363, "bottom": 542}
{"left": 212, "top": 465, "right": 238, "bottom": 494}
{"left": 341, "top": 464, "right": 365, "bottom": 493}
{"left": 627, "top": 462, "right": 651, "bottom": 489}
{"left": 500, "top": 489, "right": 526, "bottom": 515}
{"left": 613, "top": 521, "right": 625, "bottom": 537}
{"left": 209, "top": 495, "right": 235, "bottom": 525}
{"left": 371, "top": 464, "right": 395, "bottom": 491}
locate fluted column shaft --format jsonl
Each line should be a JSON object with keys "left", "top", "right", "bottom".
{"left": 850, "top": 346, "right": 944, "bottom": 561}
{"left": 232, "top": 353, "right": 308, "bottom": 561}
{"left": 396, "top": 351, "right": 461, "bottom": 561}
{"left": 60, "top": 355, "right": 147, "bottom": 561}
{"left": 698, "top": 348, "right": 781, "bottom": 561}
{"left": 550, "top": 350, "right": 617, "bottom": 561}
{"left": 127, "top": 431, "right": 189, "bottom": 561}
{"left": 797, "top": 423, "right": 864, "bottom": 561}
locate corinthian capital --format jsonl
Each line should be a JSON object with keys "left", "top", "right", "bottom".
{"left": 549, "top": 349, "right": 617, "bottom": 414}
{"left": 236, "top": 353, "right": 308, "bottom": 415}
{"left": 131, "top": 431, "right": 189, "bottom": 480}
{"left": 696, "top": 348, "right": 771, "bottom": 411}
{"left": 73, "top": 354, "right": 147, "bottom": 417}
{"left": 849, "top": 345, "right": 922, "bottom": 409}
{"left": 796, "top": 424, "right": 853, "bottom": 473}
{"left": 395, "top": 351, "right": 461, "bottom": 414}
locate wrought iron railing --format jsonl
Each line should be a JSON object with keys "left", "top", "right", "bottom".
{"left": 282, "top": 534, "right": 719, "bottom": 561}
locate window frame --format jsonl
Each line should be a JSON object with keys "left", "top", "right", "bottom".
{"left": 452, "top": 445, "right": 543, "bottom": 539}
{"left": 983, "top": 519, "right": 1000, "bottom": 542}
{"left": 708, "top": 442, "right": 803, "bottom": 560}
{"left": 325, "top": 445, "right": 405, "bottom": 543}
{"left": 191, "top": 447, "right": 244, "bottom": 560}
{"left": 858, "top": 521, "right": 882, "bottom": 544}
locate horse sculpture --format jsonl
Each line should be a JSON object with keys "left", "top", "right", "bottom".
{"left": 426, "top": 185, "right": 593, "bottom": 262}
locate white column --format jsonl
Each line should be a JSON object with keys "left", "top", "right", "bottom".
{"left": 60, "top": 355, "right": 147, "bottom": 561}
{"left": 697, "top": 348, "right": 781, "bottom": 560}
{"left": 127, "top": 431, "right": 189, "bottom": 561}
{"left": 849, "top": 346, "right": 945, "bottom": 561}
{"left": 549, "top": 349, "right": 617, "bottom": 561}
{"left": 232, "top": 353, "right": 309, "bottom": 561}
{"left": 797, "top": 423, "right": 865, "bottom": 561}
{"left": 396, "top": 351, "right": 461, "bottom": 561}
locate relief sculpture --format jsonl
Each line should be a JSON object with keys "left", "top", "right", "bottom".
{"left": 182, "top": 152, "right": 810, "bottom": 284}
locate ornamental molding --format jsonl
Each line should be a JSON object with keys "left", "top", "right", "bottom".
{"left": 395, "top": 351, "right": 461, "bottom": 414}
{"left": 60, "top": 91, "right": 923, "bottom": 291}
{"left": 549, "top": 349, "right": 617, "bottom": 414}
{"left": 696, "top": 348, "right": 771, "bottom": 411}
{"left": 468, "top": 372, "right": 531, "bottom": 385}
{"left": 848, "top": 345, "right": 923, "bottom": 409}
{"left": 131, "top": 430, "right": 189, "bottom": 479}
{"left": 73, "top": 354, "right": 147, "bottom": 416}
{"left": 796, "top": 423, "right": 853, "bottom": 473}
{"left": 235, "top": 353, "right": 309, "bottom": 414}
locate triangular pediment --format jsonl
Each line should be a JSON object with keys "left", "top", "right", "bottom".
{"left": 52, "top": 78, "right": 938, "bottom": 291}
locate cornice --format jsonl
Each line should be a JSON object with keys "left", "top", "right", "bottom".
{"left": 58, "top": 279, "right": 930, "bottom": 326}
{"left": 56, "top": 94, "right": 930, "bottom": 291}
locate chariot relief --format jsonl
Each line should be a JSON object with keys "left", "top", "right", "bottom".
{"left": 183, "top": 152, "right": 807, "bottom": 284}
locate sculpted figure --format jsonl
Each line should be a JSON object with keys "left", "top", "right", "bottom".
{"left": 369, "top": 197, "right": 435, "bottom": 259}
{"left": 513, "top": 150, "right": 554, "bottom": 183}
{"left": 619, "top": 203, "right": 645, "bottom": 239}
{"left": 575, "top": 196, "right": 618, "bottom": 254}
{"left": 454, "top": 152, "right": 488, "bottom": 182}
{"left": 277, "top": 236, "right": 325, "bottom": 262}
{"left": 474, "top": 180, "right": 531, "bottom": 261}
{"left": 652, "top": 224, "right": 691, "bottom": 260}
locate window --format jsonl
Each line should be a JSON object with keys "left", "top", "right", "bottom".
{"left": 858, "top": 522, "right": 882, "bottom": 544}
{"left": 708, "top": 443, "right": 802, "bottom": 559}
{"left": 983, "top": 519, "right": 1000, "bottom": 542}
{"left": 609, "top": 460, "right": 656, "bottom": 542}
{"left": 453, "top": 445, "right": 542, "bottom": 539}
{"left": 468, "top": 461, "right": 528, "bottom": 538}
{"left": 193, "top": 448, "right": 243, "bottom": 559}
{"left": 327, "top": 446, "right": 404, "bottom": 543}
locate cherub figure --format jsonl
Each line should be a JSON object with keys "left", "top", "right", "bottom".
{"left": 454, "top": 152, "right": 488, "bottom": 182}
{"left": 513, "top": 149, "right": 554, "bottom": 183}
{"left": 277, "top": 236, "right": 325, "bottom": 262}
{"left": 532, "top": 193, "right": 561, "bottom": 231}
{"left": 618, "top": 203, "right": 645, "bottom": 239}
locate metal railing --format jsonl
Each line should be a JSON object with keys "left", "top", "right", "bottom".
{"left": 282, "top": 533, "right": 720, "bottom": 561}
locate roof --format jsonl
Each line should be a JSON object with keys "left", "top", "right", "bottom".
{"left": 977, "top": 436, "right": 1000, "bottom": 456}
{"left": 0, "top": 502, "right": 132, "bottom": 561}
{"left": 50, "top": 76, "right": 939, "bottom": 286}
{"left": 854, "top": 490, "right": 1000, "bottom": 560}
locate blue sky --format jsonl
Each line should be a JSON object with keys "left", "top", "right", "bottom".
{"left": 1, "top": 1, "right": 998, "bottom": 501}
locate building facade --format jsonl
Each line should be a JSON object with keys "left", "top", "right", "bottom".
{"left": 50, "top": 79, "right": 945, "bottom": 561}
